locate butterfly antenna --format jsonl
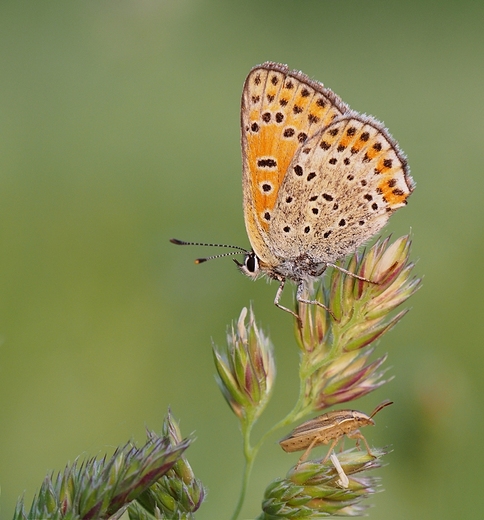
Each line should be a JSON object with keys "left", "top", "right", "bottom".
{"left": 170, "top": 238, "right": 249, "bottom": 264}
{"left": 369, "top": 399, "right": 393, "bottom": 419}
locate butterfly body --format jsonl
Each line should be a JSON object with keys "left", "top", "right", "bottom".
{"left": 172, "top": 62, "right": 414, "bottom": 320}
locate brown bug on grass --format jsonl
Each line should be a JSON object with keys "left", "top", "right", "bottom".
{"left": 279, "top": 400, "right": 393, "bottom": 466}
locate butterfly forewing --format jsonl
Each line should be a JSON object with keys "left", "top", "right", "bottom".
{"left": 241, "top": 62, "right": 348, "bottom": 262}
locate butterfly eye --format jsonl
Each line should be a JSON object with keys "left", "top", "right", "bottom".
{"left": 245, "top": 252, "right": 259, "bottom": 273}
{"left": 233, "top": 252, "right": 260, "bottom": 279}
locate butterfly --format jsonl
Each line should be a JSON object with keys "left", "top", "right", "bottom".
{"left": 172, "top": 62, "right": 414, "bottom": 320}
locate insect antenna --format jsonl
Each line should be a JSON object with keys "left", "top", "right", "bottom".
{"left": 369, "top": 399, "right": 393, "bottom": 419}
{"left": 170, "top": 238, "right": 249, "bottom": 264}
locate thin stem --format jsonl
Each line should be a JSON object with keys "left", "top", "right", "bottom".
{"left": 255, "top": 359, "right": 309, "bottom": 453}
{"left": 230, "top": 365, "right": 308, "bottom": 520}
{"left": 230, "top": 418, "right": 255, "bottom": 520}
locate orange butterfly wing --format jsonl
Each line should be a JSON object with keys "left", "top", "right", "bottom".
{"left": 241, "top": 62, "right": 348, "bottom": 264}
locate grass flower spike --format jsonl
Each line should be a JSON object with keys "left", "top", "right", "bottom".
{"left": 258, "top": 448, "right": 388, "bottom": 519}
{"left": 295, "top": 235, "right": 420, "bottom": 414}
{"left": 213, "top": 306, "right": 276, "bottom": 425}
{"left": 14, "top": 423, "right": 192, "bottom": 520}
{"left": 131, "top": 410, "right": 205, "bottom": 519}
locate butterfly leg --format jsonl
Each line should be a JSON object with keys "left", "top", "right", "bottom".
{"left": 274, "top": 278, "right": 302, "bottom": 323}
{"left": 326, "top": 263, "right": 377, "bottom": 284}
{"left": 296, "top": 282, "right": 336, "bottom": 320}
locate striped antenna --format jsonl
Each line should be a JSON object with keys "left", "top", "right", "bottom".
{"left": 170, "top": 238, "right": 249, "bottom": 264}
{"left": 369, "top": 400, "right": 393, "bottom": 419}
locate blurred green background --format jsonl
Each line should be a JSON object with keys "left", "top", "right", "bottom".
{"left": 0, "top": 1, "right": 483, "bottom": 518}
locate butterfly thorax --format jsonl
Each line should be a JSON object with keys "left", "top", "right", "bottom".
{"left": 264, "top": 253, "right": 327, "bottom": 282}
{"left": 237, "top": 250, "right": 327, "bottom": 284}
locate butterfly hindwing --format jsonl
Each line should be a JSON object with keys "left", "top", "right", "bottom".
{"left": 267, "top": 113, "right": 414, "bottom": 262}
